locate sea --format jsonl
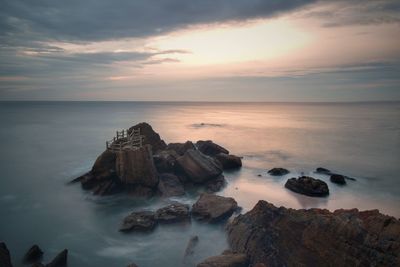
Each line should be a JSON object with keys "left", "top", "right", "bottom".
{"left": 0, "top": 101, "right": 399, "bottom": 267}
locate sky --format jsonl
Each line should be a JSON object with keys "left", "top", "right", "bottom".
{"left": 0, "top": 0, "right": 399, "bottom": 101}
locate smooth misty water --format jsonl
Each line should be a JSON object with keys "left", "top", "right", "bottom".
{"left": 0, "top": 101, "right": 399, "bottom": 267}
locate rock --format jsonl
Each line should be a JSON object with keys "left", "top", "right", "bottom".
{"left": 46, "top": 249, "right": 67, "bottom": 267}
{"left": 192, "top": 193, "right": 238, "bottom": 223}
{"left": 115, "top": 145, "right": 159, "bottom": 188}
{"left": 32, "top": 263, "right": 45, "bottom": 267}
{"left": 267, "top": 167, "right": 289, "bottom": 176}
{"left": 153, "top": 150, "right": 179, "bottom": 173}
{"left": 316, "top": 167, "right": 356, "bottom": 181}
{"left": 0, "top": 242, "right": 12, "bottom": 267}
{"left": 126, "top": 185, "right": 156, "bottom": 198}
{"left": 127, "top": 264, "right": 139, "bottom": 267}
{"left": 166, "top": 141, "right": 195, "bottom": 156}
{"left": 158, "top": 173, "right": 185, "bottom": 197}
{"left": 215, "top": 153, "right": 242, "bottom": 170}
{"left": 23, "top": 244, "right": 43, "bottom": 264}
{"left": 91, "top": 149, "right": 117, "bottom": 179}
{"left": 227, "top": 200, "right": 400, "bottom": 267}
{"left": 177, "top": 149, "right": 222, "bottom": 183}
{"left": 205, "top": 175, "right": 227, "bottom": 192}
{"left": 330, "top": 174, "right": 346, "bottom": 185}
{"left": 120, "top": 211, "right": 157, "bottom": 232}
{"left": 315, "top": 167, "right": 330, "bottom": 174}
{"left": 155, "top": 202, "right": 190, "bottom": 223}
{"left": 197, "top": 251, "right": 248, "bottom": 267}
{"left": 285, "top": 176, "right": 329, "bottom": 197}
{"left": 183, "top": 235, "right": 199, "bottom": 260}
{"left": 128, "top": 122, "right": 167, "bottom": 153}
{"left": 196, "top": 140, "right": 229, "bottom": 156}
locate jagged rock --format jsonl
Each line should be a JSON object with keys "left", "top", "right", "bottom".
{"left": 267, "top": 167, "right": 289, "bottom": 176}
{"left": 196, "top": 140, "right": 229, "bottom": 156}
{"left": 23, "top": 244, "right": 43, "bottom": 264}
{"left": 153, "top": 150, "right": 179, "bottom": 173}
{"left": 158, "top": 173, "right": 185, "bottom": 197}
{"left": 0, "top": 242, "right": 12, "bottom": 267}
{"left": 192, "top": 193, "right": 238, "bottom": 223}
{"left": 215, "top": 153, "right": 242, "bottom": 170}
{"left": 166, "top": 141, "right": 195, "bottom": 156}
{"left": 128, "top": 122, "right": 167, "bottom": 153}
{"left": 330, "top": 174, "right": 346, "bottom": 185}
{"left": 205, "top": 175, "right": 226, "bottom": 192}
{"left": 227, "top": 200, "right": 400, "bottom": 267}
{"left": 177, "top": 149, "right": 222, "bottom": 183}
{"left": 115, "top": 145, "right": 159, "bottom": 188}
{"left": 155, "top": 202, "right": 190, "bottom": 223}
{"left": 120, "top": 211, "right": 157, "bottom": 232}
{"left": 197, "top": 250, "right": 248, "bottom": 267}
{"left": 46, "top": 249, "right": 68, "bottom": 267}
{"left": 285, "top": 176, "right": 329, "bottom": 197}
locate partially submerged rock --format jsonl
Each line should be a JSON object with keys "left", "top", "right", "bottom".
{"left": 0, "top": 242, "right": 12, "bottom": 267}
{"left": 155, "top": 202, "right": 190, "bottom": 223}
{"left": 315, "top": 167, "right": 356, "bottom": 181}
{"left": 197, "top": 250, "right": 248, "bottom": 267}
{"left": 267, "top": 167, "right": 289, "bottom": 176}
{"left": 128, "top": 122, "right": 167, "bottom": 153}
{"left": 285, "top": 176, "right": 329, "bottom": 197}
{"left": 183, "top": 235, "right": 199, "bottom": 262}
{"left": 157, "top": 173, "right": 185, "bottom": 197}
{"left": 227, "top": 200, "right": 400, "bottom": 267}
{"left": 23, "top": 244, "right": 43, "bottom": 264}
{"left": 215, "top": 153, "right": 242, "bottom": 170}
{"left": 205, "top": 175, "right": 227, "bottom": 192}
{"left": 196, "top": 140, "right": 229, "bottom": 156}
{"left": 330, "top": 174, "right": 346, "bottom": 185}
{"left": 192, "top": 193, "right": 238, "bottom": 223}
{"left": 46, "top": 249, "right": 68, "bottom": 267}
{"left": 120, "top": 211, "right": 156, "bottom": 232}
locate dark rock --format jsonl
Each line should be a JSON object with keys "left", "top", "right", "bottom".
{"left": 177, "top": 149, "right": 222, "bottom": 183}
{"left": 192, "top": 193, "right": 238, "bottom": 223}
{"left": 153, "top": 150, "right": 179, "bottom": 173}
{"left": 166, "top": 141, "right": 195, "bottom": 156}
{"left": 205, "top": 175, "right": 227, "bottom": 192}
{"left": 120, "top": 211, "right": 156, "bottom": 232}
{"left": 183, "top": 235, "right": 199, "bottom": 261}
{"left": 267, "top": 167, "right": 289, "bottom": 176}
{"left": 158, "top": 173, "right": 185, "bottom": 197}
{"left": 315, "top": 167, "right": 356, "bottom": 181}
{"left": 23, "top": 244, "right": 43, "bottom": 264}
{"left": 46, "top": 249, "right": 67, "bottom": 267}
{"left": 155, "top": 202, "right": 190, "bottom": 223}
{"left": 115, "top": 145, "right": 159, "bottom": 188}
{"left": 0, "top": 242, "right": 12, "bottom": 267}
{"left": 197, "top": 251, "right": 248, "bottom": 267}
{"left": 330, "top": 174, "right": 346, "bottom": 185}
{"left": 285, "top": 176, "right": 329, "bottom": 197}
{"left": 215, "top": 153, "right": 242, "bottom": 170}
{"left": 127, "top": 264, "right": 139, "bottom": 267}
{"left": 91, "top": 149, "right": 117, "bottom": 179}
{"left": 92, "top": 179, "right": 123, "bottom": 196}
{"left": 196, "top": 140, "right": 229, "bottom": 156}
{"left": 316, "top": 167, "right": 330, "bottom": 174}
{"left": 227, "top": 200, "right": 400, "bottom": 267}
{"left": 128, "top": 122, "right": 167, "bottom": 153}
{"left": 126, "top": 185, "right": 156, "bottom": 198}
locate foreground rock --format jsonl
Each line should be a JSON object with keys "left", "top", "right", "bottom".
{"left": 330, "top": 174, "right": 346, "bottom": 185}
{"left": 267, "top": 167, "right": 289, "bottom": 176}
{"left": 285, "top": 176, "right": 329, "bottom": 197}
{"left": 215, "top": 153, "right": 242, "bottom": 170}
{"left": 197, "top": 251, "right": 248, "bottom": 267}
{"left": 196, "top": 140, "right": 229, "bottom": 156}
{"left": 120, "top": 211, "right": 156, "bottom": 232}
{"left": 227, "top": 200, "right": 400, "bottom": 267}
{"left": 23, "top": 244, "right": 43, "bottom": 264}
{"left": 157, "top": 173, "right": 185, "bottom": 197}
{"left": 192, "top": 193, "right": 238, "bottom": 223}
{"left": 0, "top": 242, "right": 12, "bottom": 267}
{"left": 155, "top": 202, "right": 190, "bottom": 223}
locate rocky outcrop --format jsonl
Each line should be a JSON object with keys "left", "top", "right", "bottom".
{"left": 330, "top": 174, "right": 346, "bottom": 185}
{"left": 166, "top": 141, "right": 195, "bottom": 156}
{"left": 128, "top": 122, "right": 167, "bottom": 153}
{"left": 46, "top": 249, "right": 68, "bottom": 267}
{"left": 120, "top": 211, "right": 156, "bottom": 232}
{"left": 267, "top": 167, "right": 289, "bottom": 176}
{"left": 177, "top": 149, "right": 222, "bottom": 183}
{"left": 157, "top": 173, "right": 185, "bottom": 197}
{"left": 215, "top": 153, "right": 242, "bottom": 170}
{"left": 0, "top": 242, "right": 12, "bottom": 267}
{"left": 227, "top": 200, "right": 400, "bottom": 267}
{"left": 23, "top": 244, "right": 43, "bottom": 264}
{"left": 285, "top": 176, "right": 329, "bottom": 197}
{"left": 153, "top": 150, "right": 179, "bottom": 173}
{"left": 197, "top": 251, "right": 248, "bottom": 267}
{"left": 192, "top": 193, "right": 238, "bottom": 223}
{"left": 155, "top": 202, "right": 190, "bottom": 223}
{"left": 196, "top": 140, "right": 229, "bottom": 156}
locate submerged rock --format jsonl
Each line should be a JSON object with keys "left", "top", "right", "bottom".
{"left": 267, "top": 167, "right": 289, "bottom": 176}
{"left": 330, "top": 174, "right": 346, "bottom": 185}
{"left": 197, "top": 250, "right": 248, "bottom": 267}
{"left": 227, "top": 200, "right": 400, "bottom": 267}
{"left": 196, "top": 140, "right": 229, "bottom": 156}
{"left": 46, "top": 249, "right": 68, "bottom": 267}
{"left": 23, "top": 244, "right": 43, "bottom": 264}
{"left": 192, "top": 193, "right": 238, "bottom": 223}
{"left": 128, "top": 122, "right": 167, "bottom": 153}
{"left": 0, "top": 242, "right": 12, "bottom": 267}
{"left": 158, "top": 173, "right": 185, "bottom": 197}
{"left": 285, "top": 176, "right": 329, "bottom": 197}
{"left": 215, "top": 153, "right": 242, "bottom": 170}
{"left": 183, "top": 235, "right": 199, "bottom": 262}
{"left": 166, "top": 141, "right": 195, "bottom": 156}
{"left": 155, "top": 202, "right": 190, "bottom": 223}
{"left": 120, "top": 211, "right": 156, "bottom": 232}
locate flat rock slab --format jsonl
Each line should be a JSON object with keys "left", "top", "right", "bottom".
{"left": 285, "top": 176, "right": 329, "bottom": 197}
{"left": 197, "top": 251, "right": 249, "bottom": 267}
{"left": 192, "top": 193, "right": 238, "bottom": 223}
{"left": 120, "top": 211, "right": 156, "bottom": 232}
{"left": 267, "top": 167, "right": 289, "bottom": 176}
{"left": 155, "top": 202, "right": 190, "bottom": 223}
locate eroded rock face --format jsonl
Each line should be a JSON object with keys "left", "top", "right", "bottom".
{"left": 120, "top": 211, "right": 156, "bottom": 232}
{"left": 46, "top": 249, "right": 68, "bottom": 267}
{"left": 157, "top": 173, "right": 185, "bottom": 197}
{"left": 267, "top": 167, "right": 289, "bottom": 176}
{"left": 196, "top": 140, "right": 229, "bottom": 156}
{"left": 155, "top": 202, "right": 190, "bottom": 223}
{"left": 0, "top": 242, "right": 12, "bottom": 267}
{"left": 166, "top": 141, "right": 195, "bottom": 156}
{"left": 197, "top": 251, "right": 249, "bottom": 267}
{"left": 285, "top": 176, "right": 329, "bottom": 197}
{"left": 192, "top": 193, "right": 238, "bottom": 223}
{"left": 177, "top": 149, "right": 222, "bottom": 183}
{"left": 227, "top": 200, "right": 400, "bottom": 267}
{"left": 128, "top": 122, "right": 167, "bottom": 153}
{"left": 215, "top": 153, "right": 242, "bottom": 170}
{"left": 23, "top": 244, "right": 43, "bottom": 264}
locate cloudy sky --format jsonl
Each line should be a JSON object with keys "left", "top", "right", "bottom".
{"left": 0, "top": 0, "right": 399, "bottom": 101}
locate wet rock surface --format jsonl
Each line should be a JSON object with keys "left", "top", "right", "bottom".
{"left": 155, "top": 202, "right": 190, "bottom": 223}
{"left": 285, "top": 176, "right": 329, "bottom": 197}
{"left": 120, "top": 211, "right": 156, "bottom": 232}
{"left": 215, "top": 153, "right": 242, "bottom": 170}
{"left": 196, "top": 140, "right": 229, "bottom": 156}
{"left": 267, "top": 167, "right": 289, "bottom": 176}
{"left": 197, "top": 250, "right": 249, "bottom": 267}
{"left": 192, "top": 193, "right": 238, "bottom": 223}
{"left": 227, "top": 200, "right": 400, "bottom": 267}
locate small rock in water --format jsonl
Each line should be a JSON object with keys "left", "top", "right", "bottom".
{"left": 215, "top": 153, "right": 242, "bottom": 170}
{"left": 285, "top": 176, "right": 329, "bottom": 197}
{"left": 330, "top": 174, "right": 346, "bottom": 185}
{"left": 192, "top": 193, "right": 238, "bottom": 223}
{"left": 120, "top": 211, "right": 157, "bottom": 232}
{"left": 267, "top": 167, "right": 290, "bottom": 176}
{"left": 315, "top": 167, "right": 331, "bottom": 174}
{"left": 155, "top": 202, "right": 190, "bottom": 223}
{"left": 183, "top": 235, "right": 199, "bottom": 261}
{"left": 23, "top": 244, "right": 43, "bottom": 264}
{"left": 46, "top": 249, "right": 68, "bottom": 267}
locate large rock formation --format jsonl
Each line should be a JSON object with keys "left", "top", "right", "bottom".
{"left": 227, "top": 200, "right": 400, "bottom": 267}
{"left": 128, "top": 122, "right": 167, "bottom": 153}
{"left": 196, "top": 140, "right": 229, "bottom": 156}
{"left": 285, "top": 176, "right": 329, "bottom": 197}
{"left": 197, "top": 251, "right": 248, "bottom": 267}
{"left": 0, "top": 242, "right": 12, "bottom": 267}
{"left": 192, "top": 193, "right": 238, "bottom": 223}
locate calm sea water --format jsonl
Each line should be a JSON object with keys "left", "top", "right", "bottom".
{"left": 0, "top": 101, "right": 399, "bottom": 267}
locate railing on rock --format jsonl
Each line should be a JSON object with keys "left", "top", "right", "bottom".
{"left": 106, "top": 128, "right": 144, "bottom": 151}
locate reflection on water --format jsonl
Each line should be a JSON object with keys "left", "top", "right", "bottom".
{"left": 0, "top": 101, "right": 399, "bottom": 267}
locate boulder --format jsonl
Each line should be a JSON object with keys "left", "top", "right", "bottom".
{"left": 330, "top": 174, "right": 346, "bottom": 185}
{"left": 197, "top": 251, "right": 248, "bottom": 267}
{"left": 215, "top": 153, "right": 242, "bottom": 170}
{"left": 153, "top": 150, "right": 179, "bottom": 173}
{"left": 0, "top": 242, "right": 12, "bottom": 267}
{"left": 192, "top": 193, "right": 238, "bottom": 223}
{"left": 115, "top": 145, "right": 159, "bottom": 188}
{"left": 285, "top": 176, "right": 329, "bottom": 197}
{"left": 155, "top": 202, "right": 190, "bottom": 223}
{"left": 166, "top": 141, "right": 195, "bottom": 156}
{"left": 120, "top": 211, "right": 156, "bottom": 232}
{"left": 227, "top": 200, "right": 400, "bottom": 267}
{"left": 205, "top": 175, "right": 227, "bottom": 192}
{"left": 196, "top": 140, "right": 229, "bottom": 156}
{"left": 128, "top": 122, "right": 167, "bottom": 153}
{"left": 158, "top": 173, "right": 185, "bottom": 197}
{"left": 23, "top": 244, "right": 43, "bottom": 264}
{"left": 267, "top": 167, "right": 289, "bottom": 176}
{"left": 46, "top": 249, "right": 68, "bottom": 267}
{"left": 177, "top": 149, "right": 222, "bottom": 183}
